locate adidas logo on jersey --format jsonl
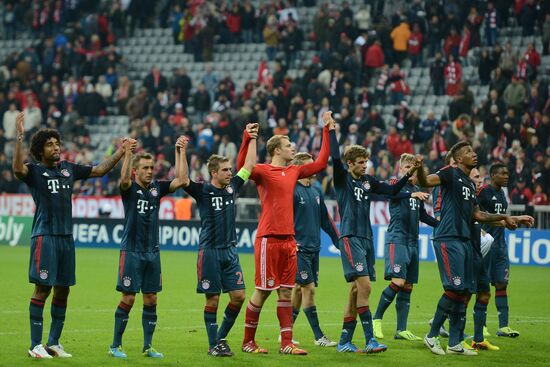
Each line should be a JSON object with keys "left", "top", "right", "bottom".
{"left": 42, "top": 172, "right": 50, "bottom": 177}
{"left": 137, "top": 190, "right": 143, "bottom": 195}
{"left": 492, "top": 196, "right": 497, "bottom": 200}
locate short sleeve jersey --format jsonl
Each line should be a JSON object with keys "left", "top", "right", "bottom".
{"left": 433, "top": 166, "right": 478, "bottom": 240}
{"left": 386, "top": 182, "right": 424, "bottom": 246}
{"left": 21, "top": 161, "right": 92, "bottom": 237}
{"left": 477, "top": 185, "right": 508, "bottom": 247}
{"left": 293, "top": 183, "right": 339, "bottom": 253}
{"left": 120, "top": 180, "right": 171, "bottom": 252}
{"left": 184, "top": 176, "right": 245, "bottom": 249}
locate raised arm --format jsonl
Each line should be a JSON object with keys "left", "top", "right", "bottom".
{"left": 298, "top": 111, "right": 335, "bottom": 178}
{"left": 329, "top": 123, "right": 346, "bottom": 178}
{"left": 170, "top": 136, "right": 190, "bottom": 191}
{"left": 90, "top": 138, "right": 131, "bottom": 178}
{"left": 415, "top": 154, "right": 441, "bottom": 188}
{"left": 119, "top": 139, "right": 136, "bottom": 191}
{"left": 237, "top": 124, "right": 255, "bottom": 170}
{"left": 241, "top": 124, "right": 258, "bottom": 173}
{"left": 12, "top": 112, "right": 28, "bottom": 180}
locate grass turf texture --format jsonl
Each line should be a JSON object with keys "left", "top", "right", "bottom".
{"left": 1, "top": 245, "right": 549, "bottom": 366}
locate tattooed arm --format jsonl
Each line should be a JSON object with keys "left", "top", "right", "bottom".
{"left": 89, "top": 138, "right": 132, "bottom": 178}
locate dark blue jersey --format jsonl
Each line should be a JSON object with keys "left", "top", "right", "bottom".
{"left": 477, "top": 185, "right": 507, "bottom": 247}
{"left": 185, "top": 176, "right": 245, "bottom": 249}
{"left": 432, "top": 186, "right": 442, "bottom": 220}
{"left": 120, "top": 180, "right": 171, "bottom": 252}
{"left": 21, "top": 161, "right": 92, "bottom": 237}
{"left": 471, "top": 221, "right": 482, "bottom": 256}
{"left": 433, "top": 166, "right": 478, "bottom": 240}
{"left": 293, "top": 182, "right": 340, "bottom": 253}
{"left": 330, "top": 132, "right": 409, "bottom": 239}
{"left": 386, "top": 182, "right": 438, "bottom": 246}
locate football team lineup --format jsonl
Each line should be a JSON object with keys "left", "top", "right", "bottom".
{"left": 8, "top": 110, "right": 540, "bottom": 362}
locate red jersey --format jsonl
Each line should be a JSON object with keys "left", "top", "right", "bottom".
{"left": 237, "top": 126, "right": 330, "bottom": 237}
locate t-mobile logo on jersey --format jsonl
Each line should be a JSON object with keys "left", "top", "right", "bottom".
{"left": 354, "top": 187, "right": 364, "bottom": 201}
{"left": 494, "top": 203, "right": 504, "bottom": 214}
{"left": 211, "top": 197, "right": 224, "bottom": 211}
{"left": 47, "top": 179, "right": 60, "bottom": 193}
{"left": 409, "top": 198, "right": 418, "bottom": 210}
{"left": 137, "top": 199, "right": 150, "bottom": 214}
{"left": 462, "top": 186, "right": 474, "bottom": 200}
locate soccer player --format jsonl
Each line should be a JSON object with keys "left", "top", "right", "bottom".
{"left": 12, "top": 112, "right": 132, "bottom": 358}
{"left": 289, "top": 152, "right": 340, "bottom": 347}
{"left": 477, "top": 163, "right": 532, "bottom": 338}
{"left": 182, "top": 123, "right": 258, "bottom": 357}
{"left": 373, "top": 153, "right": 438, "bottom": 341}
{"left": 328, "top": 138, "right": 420, "bottom": 354}
{"left": 416, "top": 141, "right": 533, "bottom": 356}
{"left": 109, "top": 137, "right": 187, "bottom": 358}
{"left": 236, "top": 111, "right": 335, "bottom": 355}
{"left": 469, "top": 167, "right": 500, "bottom": 351}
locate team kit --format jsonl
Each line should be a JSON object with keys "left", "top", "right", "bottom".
{"left": 12, "top": 110, "right": 534, "bottom": 359}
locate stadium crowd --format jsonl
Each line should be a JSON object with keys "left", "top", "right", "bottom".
{"left": 0, "top": 0, "right": 549, "bottom": 208}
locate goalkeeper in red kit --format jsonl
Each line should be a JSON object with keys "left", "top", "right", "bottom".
{"left": 236, "top": 112, "right": 336, "bottom": 355}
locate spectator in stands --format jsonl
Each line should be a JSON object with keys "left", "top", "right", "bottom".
{"left": 170, "top": 67, "right": 192, "bottom": 111}
{"left": 408, "top": 23, "right": 423, "bottom": 67}
{"left": 520, "top": 0, "right": 537, "bottom": 37}
{"left": 484, "top": 2, "right": 499, "bottom": 47}
{"left": 524, "top": 42, "right": 541, "bottom": 81}
{"left": 510, "top": 176, "right": 533, "bottom": 204}
{"left": 2, "top": 103, "right": 19, "bottom": 142}
{"left": 3, "top": 3, "right": 16, "bottom": 40}
{"left": 444, "top": 54, "right": 462, "bottom": 96}
{"left": 201, "top": 64, "right": 219, "bottom": 105}
{"left": 388, "top": 64, "right": 409, "bottom": 105}
{"left": 418, "top": 110, "right": 440, "bottom": 143}
{"left": 500, "top": 41, "right": 518, "bottom": 80}
{"left": 426, "top": 149, "right": 444, "bottom": 172}
{"left": 143, "top": 66, "right": 168, "bottom": 99}
{"left": 430, "top": 52, "right": 446, "bottom": 96}
{"left": 115, "top": 76, "right": 133, "bottom": 115}
{"left": 263, "top": 15, "right": 281, "bottom": 61}
{"left": 478, "top": 49, "right": 493, "bottom": 85}
{"left": 503, "top": 75, "right": 527, "bottom": 113}
{"left": 427, "top": 15, "right": 443, "bottom": 57}
{"left": 364, "top": 40, "right": 385, "bottom": 79}
{"left": 282, "top": 21, "right": 303, "bottom": 69}
{"left": 390, "top": 19, "right": 411, "bottom": 66}
{"left": 531, "top": 182, "right": 549, "bottom": 205}
{"left": 0, "top": 169, "right": 20, "bottom": 193}
{"left": 225, "top": 3, "right": 242, "bottom": 44}
{"left": 126, "top": 88, "right": 149, "bottom": 120}
{"left": 443, "top": 27, "right": 461, "bottom": 58}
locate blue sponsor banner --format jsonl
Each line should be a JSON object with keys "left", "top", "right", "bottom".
{"left": 72, "top": 219, "right": 549, "bottom": 267}
{"left": 320, "top": 225, "right": 550, "bottom": 267}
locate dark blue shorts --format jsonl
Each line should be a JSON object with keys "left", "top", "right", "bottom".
{"left": 197, "top": 246, "right": 245, "bottom": 294}
{"left": 473, "top": 250, "right": 490, "bottom": 293}
{"left": 29, "top": 235, "right": 75, "bottom": 287}
{"left": 296, "top": 251, "right": 319, "bottom": 286}
{"left": 433, "top": 239, "right": 475, "bottom": 293}
{"left": 384, "top": 242, "right": 419, "bottom": 284}
{"left": 116, "top": 251, "right": 162, "bottom": 294}
{"left": 338, "top": 236, "right": 376, "bottom": 283}
{"left": 485, "top": 245, "right": 510, "bottom": 285}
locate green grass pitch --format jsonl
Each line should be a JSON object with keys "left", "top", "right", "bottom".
{"left": 1, "top": 245, "right": 550, "bottom": 366}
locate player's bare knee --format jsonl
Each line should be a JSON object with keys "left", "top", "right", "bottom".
{"left": 122, "top": 292, "right": 136, "bottom": 306}
{"left": 33, "top": 285, "right": 52, "bottom": 299}
{"left": 206, "top": 294, "right": 220, "bottom": 307}
{"left": 477, "top": 292, "right": 490, "bottom": 303}
{"left": 143, "top": 293, "right": 157, "bottom": 306}
{"left": 403, "top": 283, "right": 413, "bottom": 292}
{"left": 53, "top": 286, "right": 70, "bottom": 299}
{"left": 392, "top": 278, "right": 406, "bottom": 288}
{"left": 230, "top": 290, "right": 246, "bottom": 305}
{"left": 278, "top": 287, "right": 292, "bottom": 300}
